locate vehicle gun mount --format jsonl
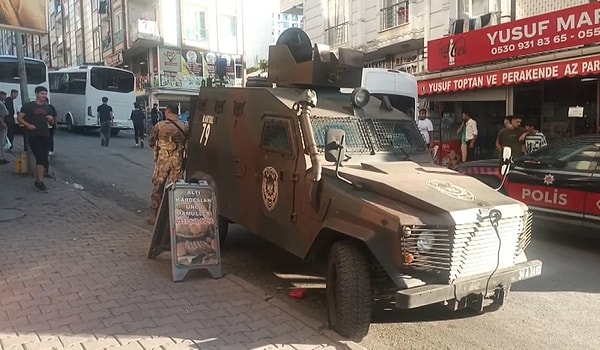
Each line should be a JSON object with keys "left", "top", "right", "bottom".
{"left": 268, "top": 28, "right": 364, "bottom": 89}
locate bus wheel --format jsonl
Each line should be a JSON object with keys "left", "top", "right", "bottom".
{"left": 110, "top": 129, "right": 120, "bottom": 137}
{"left": 66, "top": 115, "right": 74, "bottom": 132}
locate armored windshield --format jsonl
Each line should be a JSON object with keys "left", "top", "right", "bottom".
{"left": 311, "top": 116, "right": 427, "bottom": 155}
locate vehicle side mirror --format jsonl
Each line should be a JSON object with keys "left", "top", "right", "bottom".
{"left": 500, "top": 146, "right": 512, "bottom": 176}
{"left": 325, "top": 129, "right": 346, "bottom": 163}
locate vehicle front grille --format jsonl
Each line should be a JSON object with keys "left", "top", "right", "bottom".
{"left": 449, "top": 215, "right": 524, "bottom": 283}
{"left": 401, "top": 212, "right": 533, "bottom": 284}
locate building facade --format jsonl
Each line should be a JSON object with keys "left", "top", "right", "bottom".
{"left": 300, "top": 0, "right": 600, "bottom": 159}
{"left": 0, "top": 0, "right": 246, "bottom": 110}
{"left": 419, "top": 0, "right": 600, "bottom": 159}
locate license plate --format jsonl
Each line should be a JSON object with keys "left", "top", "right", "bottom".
{"left": 517, "top": 263, "right": 542, "bottom": 281}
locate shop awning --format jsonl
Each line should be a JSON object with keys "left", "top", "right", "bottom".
{"left": 418, "top": 54, "right": 600, "bottom": 96}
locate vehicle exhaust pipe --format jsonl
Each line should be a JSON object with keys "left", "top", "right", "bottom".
{"left": 296, "top": 89, "right": 321, "bottom": 182}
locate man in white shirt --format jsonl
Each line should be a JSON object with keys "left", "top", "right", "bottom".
{"left": 417, "top": 109, "right": 434, "bottom": 147}
{"left": 457, "top": 111, "right": 478, "bottom": 162}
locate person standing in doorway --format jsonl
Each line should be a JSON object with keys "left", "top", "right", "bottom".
{"left": 130, "top": 103, "right": 146, "bottom": 147}
{"left": 17, "top": 86, "right": 54, "bottom": 192}
{"left": 520, "top": 118, "right": 548, "bottom": 154}
{"left": 417, "top": 108, "right": 434, "bottom": 148}
{"left": 457, "top": 111, "right": 478, "bottom": 162}
{"left": 496, "top": 115, "right": 526, "bottom": 159}
{"left": 147, "top": 104, "right": 188, "bottom": 225}
{"left": 4, "top": 89, "right": 18, "bottom": 150}
{"left": 97, "top": 97, "right": 113, "bottom": 147}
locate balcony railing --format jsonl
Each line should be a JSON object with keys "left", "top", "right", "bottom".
{"left": 380, "top": 1, "right": 409, "bottom": 31}
{"left": 114, "top": 31, "right": 124, "bottom": 44}
{"left": 102, "top": 37, "right": 111, "bottom": 51}
{"left": 324, "top": 22, "right": 349, "bottom": 46}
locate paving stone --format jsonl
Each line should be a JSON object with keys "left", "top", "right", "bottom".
{"left": 0, "top": 162, "right": 346, "bottom": 350}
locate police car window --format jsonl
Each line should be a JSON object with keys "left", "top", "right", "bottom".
{"left": 562, "top": 145, "right": 600, "bottom": 172}
{"left": 261, "top": 120, "right": 293, "bottom": 157}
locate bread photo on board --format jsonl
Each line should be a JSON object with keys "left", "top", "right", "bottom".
{"left": 0, "top": 0, "right": 47, "bottom": 32}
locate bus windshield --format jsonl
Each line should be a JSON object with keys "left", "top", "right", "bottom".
{"left": 90, "top": 67, "right": 134, "bottom": 93}
{"left": 0, "top": 59, "right": 47, "bottom": 85}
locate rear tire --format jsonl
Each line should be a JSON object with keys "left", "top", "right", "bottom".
{"left": 110, "top": 129, "right": 120, "bottom": 137}
{"left": 326, "top": 241, "right": 372, "bottom": 340}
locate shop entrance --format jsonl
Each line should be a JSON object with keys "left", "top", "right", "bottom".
{"left": 514, "top": 78, "right": 599, "bottom": 144}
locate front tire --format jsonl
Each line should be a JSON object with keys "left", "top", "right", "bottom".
{"left": 326, "top": 241, "right": 372, "bottom": 340}
{"left": 110, "top": 129, "right": 120, "bottom": 137}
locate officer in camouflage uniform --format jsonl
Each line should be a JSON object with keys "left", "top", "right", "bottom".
{"left": 147, "top": 104, "right": 189, "bottom": 225}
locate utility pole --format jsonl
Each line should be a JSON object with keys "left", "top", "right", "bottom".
{"left": 15, "top": 32, "right": 34, "bottom": 175}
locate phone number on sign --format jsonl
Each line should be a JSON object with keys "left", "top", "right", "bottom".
{"left": 491, "top": 28, "right": 600, "bottom": 55}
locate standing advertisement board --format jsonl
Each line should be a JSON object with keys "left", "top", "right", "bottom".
{"left": 148, "top": 181, "right": 222, "bottom": 282}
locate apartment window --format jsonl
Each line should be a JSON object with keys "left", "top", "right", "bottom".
{"left": 220, "top": 15, "right": 237, "bottom": 37}
{"left": 184, "top": 10, "right": 207, "bottom": 42}
{"left": 380, "top": 0, "right": 409, "bottom": 31}
{"left": 75, "top": 0, "right": 81, "bottom": 28}
{"left": 93, "top": 30, "right": 100, "bottom": 50}
{"left": 458, "top": 0, "right": 489, "bottom": 19}
{"left": 113, "top": 11, "right": 123, "bottom": 44}
{"left": 325, "top": 0, "right": 349, "bottom": 46}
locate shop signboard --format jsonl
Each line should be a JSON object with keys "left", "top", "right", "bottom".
{"left": 148, "top": 180, "right": 222, "bottom": 282}
{"left": 427, "top": 2, "right": 600, "bottom": 71}
{"left": 418, "top": 54, "right": 600, "bottom": 96}
{"left": 0, "top": 0, "right": 48, "bottom": 34}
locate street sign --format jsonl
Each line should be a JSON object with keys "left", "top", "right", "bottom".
{"left": 147, "top": 180, "right": 223, "bottom": 282}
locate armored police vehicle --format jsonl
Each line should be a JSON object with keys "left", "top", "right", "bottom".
{"left": 185, "top": 28, "right": 543, "bottom": 340}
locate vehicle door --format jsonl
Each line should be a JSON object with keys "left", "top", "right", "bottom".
{"left": 508, "top": 141, "right": 598, "bottom": 228}
{"left": 582, "top": 144, "right": 600, "bottom": 233}
{"left": 256, "top": 115, "right": 300, "bottom": 248}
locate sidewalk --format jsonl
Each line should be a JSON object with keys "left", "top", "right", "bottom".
{"left": 0, "top": 154, "right": 359, "bottom": 350}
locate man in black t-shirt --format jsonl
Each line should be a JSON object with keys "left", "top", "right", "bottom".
{"left": 17, "top": 86, "right": 54, "bottom": 193}
{"left": 496, "top": 115, "right": 526, "bottom": 161}
{"left": 130, "top": 103, "right": 146, "bottom": 147}
{"left": 97, "top": 96, "right": 113, "bottom": 147}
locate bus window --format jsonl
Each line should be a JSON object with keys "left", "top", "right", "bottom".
{"left": 49, "top": 73, "right": 64, "bottom": 92}
{"left": 90, "top": 67, "right": 134, "bottom": 93}
{"left": 0, "top": 61, "right": 47, "bottom": 85}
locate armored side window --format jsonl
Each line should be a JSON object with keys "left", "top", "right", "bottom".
{"left": 260, "top": 119, "right": 293, "bottom": 157}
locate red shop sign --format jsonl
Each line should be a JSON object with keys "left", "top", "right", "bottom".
{"left": 427, "top": 2, "right": 600, "bottom": 71}
{"left": 418, "top": 54, "right": 600, "bottom": 95}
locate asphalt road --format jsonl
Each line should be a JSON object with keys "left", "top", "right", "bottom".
{"left": 37, "top": 129, "right": 600, "bottom": 350}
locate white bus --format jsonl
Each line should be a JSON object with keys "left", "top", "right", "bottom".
{"left": 0, "top": 55, "right": 50, "bottom": 121}
{"left": 48, "top": 65, "right": 136, "bottom": 136}
{"left": 361, "top": 68, "right": 418, "bottom": 120}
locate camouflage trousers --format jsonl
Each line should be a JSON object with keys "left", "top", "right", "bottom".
{"left": 149, "top": 156, "right": 185, "bottom": 219}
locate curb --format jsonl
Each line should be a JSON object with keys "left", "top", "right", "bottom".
{"left": 227, "top": 274, "right": 368, "bottom": 350}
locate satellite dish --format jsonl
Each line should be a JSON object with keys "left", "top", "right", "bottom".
{"left": 276, "top": 28, "right": 313, "bottom": 63}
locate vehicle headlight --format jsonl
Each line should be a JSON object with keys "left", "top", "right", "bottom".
{"left": 351, "top": 87, "right": 370, "bottom": 107}
{"left": 416, "top": 232, "right": 436, "bottom": 252}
